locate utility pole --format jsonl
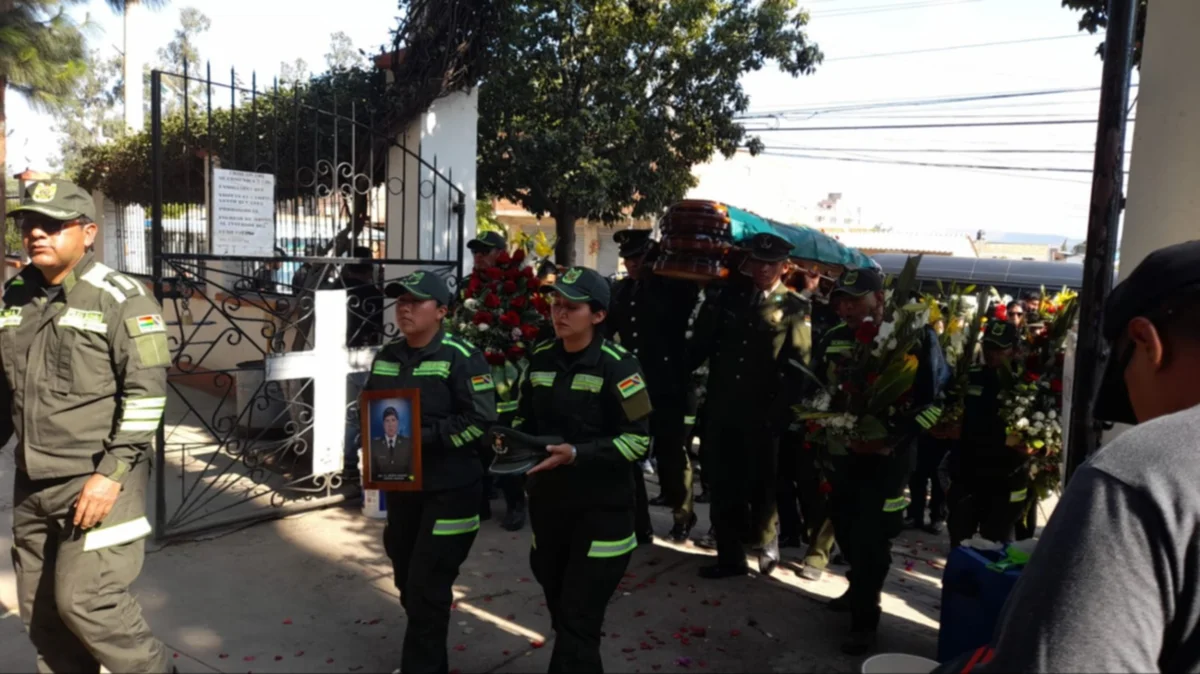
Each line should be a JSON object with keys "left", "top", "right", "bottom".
{"left": 123, "top": 0, "right": 145, "bottom": 132}
{"left": 1065, "top": 0, "right": 1138, "bottom": 485}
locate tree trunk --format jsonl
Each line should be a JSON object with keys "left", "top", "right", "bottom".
{"left": 1, "top": 78, "right": 7, "bottom": 276}
{"left": 552, "top": 205, "right": 577, "bottom": 267}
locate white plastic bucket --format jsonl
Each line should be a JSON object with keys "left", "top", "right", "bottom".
{"left": 861, "top": 653, "right": 939, "bottom": 674}
{"left": 362, "top": 489, "right": 388, "bottom": 519}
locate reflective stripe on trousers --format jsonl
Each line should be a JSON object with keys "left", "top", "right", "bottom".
{"left": 883, "top": 496, "right": 911, "bottom": 513}
{"left": 587, "top": 534, "right": 638, "bottom": 558}
{"left": 432, "top": 515, "right": 481, "bottom": 536}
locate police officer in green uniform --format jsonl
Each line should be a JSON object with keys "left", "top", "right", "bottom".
{"left": 813, "top": 266, "right": 948, "bottom": 655}
{"left": 515, "top": 266, "right": 652, "bottom": 673}
{"left": 608, "top": 229, "right": 701, "bottom": 542}
{"left": 366, "top": 271, "right": 497, "bottom": 673}
{"left": 3, "top": 180, "right": 173, "bottom": 673}
{"left": 946, "top": 320, "right": 1033, "bottom": 549}
{"left": 687, "top": 233, "right": 812, "bottom": 578}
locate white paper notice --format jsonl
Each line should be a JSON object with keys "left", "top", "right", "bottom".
{"left": 212, "top": 168, "right": 275, "bottom": 256}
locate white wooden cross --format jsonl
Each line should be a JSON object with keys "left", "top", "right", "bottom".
{"left": 264, "top": 289, "right": 379, "bottom": 475}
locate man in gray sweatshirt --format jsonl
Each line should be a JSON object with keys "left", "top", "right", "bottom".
{"left": 939, "top": 239, "right": 1200, "bottom": 673}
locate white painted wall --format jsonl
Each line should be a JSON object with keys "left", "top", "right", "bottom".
{"left": 1120, "top": 0, "right": 1200, "bottom": 278}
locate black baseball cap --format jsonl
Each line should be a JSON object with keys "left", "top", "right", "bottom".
{"left": 9, "top": 179, "right": 97, "bottom": 222}
{"left": 747, "top": 232, "right": 793, "bottom": 262}
{"left": 1095, "top": 240, "right": 1200, "bottom": 425}
{"left": 981, "top": 320, "right": 1018, "bottom": 349}
{"left": 614, "top": 229, "right": 653, "bottom": 258}
{"left": 385, "top": 270, "right": 452, "bottom": 306}
{"left": 467, "top": 230, "right": 507, "bottom": 253}
{"left": 832, "top": 267, "right": 884, "bottom": 297}
{"left": 544, "top": 266, "right": 611, "bottom": 310}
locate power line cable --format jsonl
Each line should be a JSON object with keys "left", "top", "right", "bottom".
{"left": 756, "top": 149, "right": 1101, "bottom": 173}
{"left": 824, "top": 34, "right": 1087, "bottom": 61}
{"left": 814, "top": 0, "right": 983, "bottom": 18}
{"left": 743, "top": 118, "right": 1134, "bottom": 132}
{"left": 752, "top": 145, "right": 1099, "bottom": 154}
{"left": 735, "top": 85, "right": 1125, "bottom": 119}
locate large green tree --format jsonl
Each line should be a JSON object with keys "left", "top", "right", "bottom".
{"left": 52, "top": 49, "right": 123, "bottom": 177}
{"left": 478, "top": 0, "right": 821, "bottom": 264}
{"left": 1063, "top": 0, "right": 1148, "bottom": 66}
{"left": 0, "top": 0, "right": 87, "bottom": 262}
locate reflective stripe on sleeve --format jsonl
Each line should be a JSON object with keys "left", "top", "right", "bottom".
{"left": 587, "top": 534, "right": 638, "bottom": 558}
{"left": 613, "top": 434, "right": 649, "bottom": 461}
{"left": 1010, "top": 488, "right": 1028, "bottom": 503}
{"left": 119, "top": 396, "right": 166, "bottom": 433}
{"left": 683, "top": 415, "right": 696, "bottom": 425}
{"left": 432, "top": 516, "right": 481, "bottom": 536}
{"left": 497, "top": 400, "right": 519, "bottom": 413}
{"left": 883, "top": 496, "right": 911, "bottom": 513}
{"left": 372, "top": 360, "right": 401, "bottom": 376}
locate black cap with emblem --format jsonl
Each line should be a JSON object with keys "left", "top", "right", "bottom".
{"left": 544, "top": 266, "right": 612, "bottom": 310}
{"left": 487, "top": 427, "right": 564, "bottom": 475}
{"left": 385, "top": 270, "right": 453, "bottom": 306}
{"left": 9, "top": 179, "right": 97, "bottom": 222}
{"left": 831, "top": 267, "right": 884, "bottom": 297}
{"left": 467, "top": 230, "right": 507, "bottom": 253}
{"left": 1095, "top": 240, "right": 1200, "bottom": 425}
{"left": 614, "top": 229, "right": 653, "bottom": 258}
{"left": 746, "top": 232, "right": 793, "bottom": 262}
{"left": 981, "top": 320, "right": 1018, "bottom": 349}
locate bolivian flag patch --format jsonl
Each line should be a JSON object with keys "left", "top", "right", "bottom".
{"left": 471, "top": 374, "right": 495, "bottom": 392}
{"left": 134, "top": 314, "right": 165, "bottom": 334}
{"left": 616, "top": 374, "right": 646, "bottom": 399}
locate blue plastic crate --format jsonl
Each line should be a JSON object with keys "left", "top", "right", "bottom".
{"left": 937, "top": 546, "right": 1023, "bottom": 662}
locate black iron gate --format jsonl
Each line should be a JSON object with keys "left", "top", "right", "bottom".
{"left": 148, "top": 65, "right": 465, "bottom": 540}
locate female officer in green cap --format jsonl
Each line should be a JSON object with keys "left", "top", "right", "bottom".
{"left": 512, "top": 265, "right": 653, "bottom": 673}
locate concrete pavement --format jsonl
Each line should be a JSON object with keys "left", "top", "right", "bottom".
{"left": 0, "top": 440, "right": 964, "bottom": 674}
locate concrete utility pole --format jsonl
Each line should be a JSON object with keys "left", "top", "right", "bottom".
{"left": 123, "top": 0, "right": 145, "bottom": 132}
{"left": 1064, "top": 0, "right": 1138, "bottom": 485}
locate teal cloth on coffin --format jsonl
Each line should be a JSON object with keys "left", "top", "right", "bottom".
{"left": 724, "top": 204, "right": 878, "bottom": 270}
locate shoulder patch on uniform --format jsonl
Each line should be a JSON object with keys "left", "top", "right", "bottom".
{"left": 616, "top": 373, "right": 646, "bottom": 399}
{"left": 471, "top": 374, "right": 495, "bottom": 392}
{"left": 125, "top": 314, "right": 165, "bottom": 335}
{"left": 81, "top": 263, "right": 134, "bottom": 303}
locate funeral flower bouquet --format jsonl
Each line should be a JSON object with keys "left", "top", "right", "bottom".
{"left": 449, "top": 234, "right": 554, "bottom": 404}
{"left": 998, "top": 288, "right": 1079, "bottom": 496}
{"left": 794, "top": 256, "right": 931, "bottom": 455}
{"left": 926, "top": 285, "right": 988, "bottom": 431}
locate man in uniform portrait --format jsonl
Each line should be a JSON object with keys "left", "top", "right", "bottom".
{"left": 371, "top": 405, "right": 414, "bottom": 481}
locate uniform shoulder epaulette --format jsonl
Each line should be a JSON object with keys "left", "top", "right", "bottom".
{"left": 441, "top": 332, "right": 479, "bottom": 358}
{"left": 531, "top": 339, "right": 556, "bottom": 356}
{"left": 4, "top": 273, "right": 26, "bottom": 291}
{"left": 600, "top": 339, "right": 629, "bottom": 362}
{"left": 81, "top": 263, "right": 148, "bottom": 303}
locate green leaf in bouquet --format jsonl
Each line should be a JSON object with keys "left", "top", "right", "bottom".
{"left": 1032, "top": 439, "right": 1046, "bottom": 449}
{"left": 794, "top": 409, "right": 840, "bottom": 421}
{"left": 892, "top": 254, "right": 923, "bottom": 310}
{"left": 867, "top": 355, "right": 919, "bottom": 411}
{"left": 857, "top": 414, "right": 889, "bottom": 440}
{"left": 962, "top": 284, "right": 976, "bottom": 295}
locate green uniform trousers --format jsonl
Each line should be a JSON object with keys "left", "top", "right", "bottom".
{"left": 705, "top": 420, "right": 778, "bottom": 568}
{"left": 12, "top": 461, "right": 169, "bottom": 674}
{"left": 651, "top": 400, "right": 694, "bottom": 527}
{"left": 529, "top": 499, "right": 635, "bottom": 673}
{"left": 828, "top": 448, "right": 913, "bottom": 631}
{"left": 384, "top": 481, "right": 481, "bottom": 674}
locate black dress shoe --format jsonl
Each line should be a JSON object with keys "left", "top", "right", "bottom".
{"left": 669, "top": 513, "right": 697, "bottom": 543}
{"left": 699, "top": 563, "right": 750, "bottom": 579}
{"left": 757, "top": 537, "right": 780, "bottom": 575}
{"left": 648, "top": 494, "right": 669, "bottom": 507}
{"left": 840, "top": 629, "right": 878, "bottom": 656}
{"left": 826, "top": 590, "right": 852, "bottom": 612}
{"left": 501, "top": 505, "right": 527, "bottom": 532}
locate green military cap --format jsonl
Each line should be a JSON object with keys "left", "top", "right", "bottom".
{"left": 545, "top": 266, "right": 611, "bottom": 310}
{"left": 747, "top": 232, "right": 793, "bottom": 262}
{"left": 832, "top": 267, "right": 884, "bottom": 297}
{"left": 467, "top": 230, "right": 507, "bottom": 253}
{"left": 9, "top": 179, "right": 97, "bottom": 222}
{"left": 385, "top": 270, "right": 452, "bottom": 306}
{"left": 982, "top": 319, "right": 1019, "bottom": 349}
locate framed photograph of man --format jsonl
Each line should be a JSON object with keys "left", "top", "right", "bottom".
{"left": 360, "top": 389, "right": 422, "bottom": 491}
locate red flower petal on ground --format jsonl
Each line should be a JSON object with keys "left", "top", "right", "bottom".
{"left": 681, "top": 637, "right": 691, "bottom": 646}
{"left": 623, "top": 648, "right": 636, "bottom": 653}
{"left": 503, "top": 650, "right": 510, "bottom": 656}
{"left": 730, "top": 629, "right": 741, "bottom": 637}
{"left": 641, "top": 642, "right": 653, "bottom": 650}
{"left": 244, "top": 656, "right": 255, "bottom": 662}
{"left": 689, "top": 626, "right": 707, "bottom": 637}
{"left": 219, "top": 654, "right": 229, "bottom": 659}
{"left": 282, "top": 618, "right": 292, "bottom": 625}
{"left": 635, "top": 610, "right": 646, "bottom": 617}
{"left": 454, "top": 644, "right": 467, "bottom": 652}
{"left": 173, "top": 653, "right": 179, "bottom": 659}
{"left": 506, "top": 614, "right": 516, "bottom": 620}
{"left": 710, "top": 600, "right": 721, "bottom": 607}
{"left": 294, "top": 651, "right": 304, "bottom": 657}
{"left": 274, "top": 656, "right": 283, "bottom": 662}
{"left": 530, "top": 640, "right": 545, "bottom": 649}
{"left": 519, "top": 577, "right": 532, "bottom": 583}
{"left": 368, "top": 618, "right": 381, "bottom": 625}
{"left": 326, "top": 658, "right": 335, "bottom": 664}
{"left": 653, "top": 666, "right": 663, "bottom": 671}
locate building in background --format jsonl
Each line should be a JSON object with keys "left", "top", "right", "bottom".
{"left": 490, "top": 199, "right": 654, "bottom": 277}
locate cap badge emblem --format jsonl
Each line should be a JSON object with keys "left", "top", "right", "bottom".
{"left": 30, "top": 182, "right": 57, "bottom": 203}
{"left": 563, "top": 268, "right": 583, "bottom": 284}
{"left": 843, "top": 271, "right": 859, "bottom": 285}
